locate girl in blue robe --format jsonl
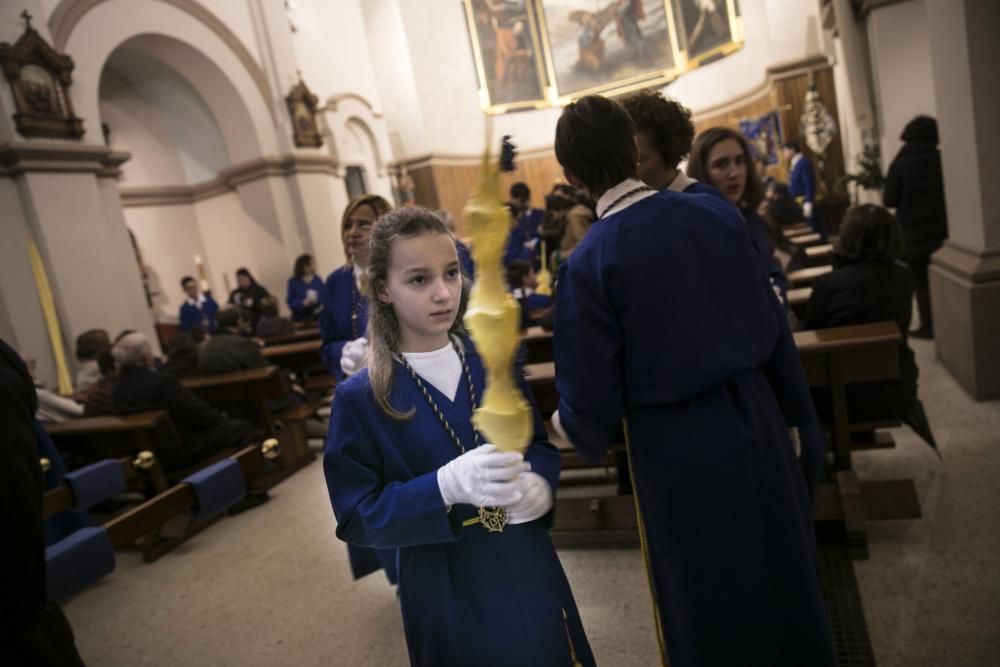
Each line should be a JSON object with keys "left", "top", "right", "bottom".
{"left": 325, "top": 207, "right": 594, "bottom": 667}
{"left": 552, "top": 96, "right": 834, "bottom": 666}
{"left": 286, "top": 253, "right": 325, "bottom": 322}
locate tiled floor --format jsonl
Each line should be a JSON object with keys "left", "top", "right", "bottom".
{"left": 62, "top": 339, "right": 1000, "bottom": 666}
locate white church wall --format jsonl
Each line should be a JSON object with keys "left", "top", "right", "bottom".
{"left": 866, "top": 0, "right": 936, "bottom": 168}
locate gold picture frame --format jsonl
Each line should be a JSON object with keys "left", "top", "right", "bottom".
{"left": 534, "top": 0, "right": 684, "bottom": 102}
{"left": 673, "top": 0, "right": 744, "bottom": 70}
{"left": 462, "top": 0, "right": 551, "bottom": 114}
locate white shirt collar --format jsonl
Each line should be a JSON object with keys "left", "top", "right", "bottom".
{"left": 596, "top": 178, "right": 657, "bottom": 219}
{"left": 186, "top": 295, "right": 207, "bottom": 307}
{"left": 791, "top": 153, "right": 804, "bottom": 168}
{"left": 666, "top": 171, "right": 699, "bottom": 193}
{"left": 352, "top": 264, "right": 364, "bottom": 290}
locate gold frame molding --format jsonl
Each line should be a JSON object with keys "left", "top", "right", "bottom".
{"left": 461, "top": 0, "right": 551, "bottom": 114}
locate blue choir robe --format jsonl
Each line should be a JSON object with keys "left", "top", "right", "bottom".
{"left": 681, "top": 181, "right": 790, "bottom": 309}
{"left": 179, "top": 295, "right": 219, "bottom": 333}
{"left": 455, "top": 239, "right": 476, "bottom": 281}
{"left": 517, "top": 206, "right": 544, "bottom": 240}
{"left": 554, "top": 189, "right": 835, "bottom": 666}
{"left": 789, "top": 154, "right": 822, "bottom": 236}
{"left": 319, "top": 266, "right": 368, "bottom": 381}
{"left": 503, "top": 223, "right": 537, "bottom": 267}
{"left": 324, "top": 340, "right": 595, "bottom": 667}
{"left": 286, "top": 275, "right": 325, "bottom": 322}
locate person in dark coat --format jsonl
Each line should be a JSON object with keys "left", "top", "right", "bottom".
{"left": 552, "top": 95, "right": 834, "bottom": 667}
{"left": 803, "top": 204, "right": 919, "bottom": 422}
{"left": 228, "top": 268, "right": 271, "bottom": 334}
{"left": 256, "top": 296, "right": 297, "bottom": 340}
{"left": 111, "top": 332, "right": 257, "bottom": 475}
{"left": 161, "top": 331, "right": 201, "bottom": 379}
{"left": 883, "top": 115, "right": 948, "bottom": 338}
{"left": 766, "top": 181, "right": 805, "bottom": 227}
{"left": 199, "top": 308, "right": 268, "bottom": 375}
{"left": 0, "top": 338, "right": 87, "bottom": 666}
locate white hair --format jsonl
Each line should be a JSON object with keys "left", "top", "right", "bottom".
{"left": 111, "top": 332, "right": 151, "bottom": 369}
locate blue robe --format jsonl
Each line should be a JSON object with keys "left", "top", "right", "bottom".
{"left": 286, "top": 275, "right": 325, "bottom": 322}
{"left": 319, "top": 266, "right": 368, "bottom": 381}
{"left": 517, "top": 206, "right": 544, "bottom": 240}
{"left": 681, "top": 182, "right": 790, "bottom": 309}
{"left": 554, "top": 189, "right": 835, "bottom": 666}
{"left": 324, "top": 340, "right": 594, "bottom": 667}
{"left": 789, "top": 155, "right": 823, "bottom": 237}
{"left": 179, "top": 295, "right": 219, "bottom": 333}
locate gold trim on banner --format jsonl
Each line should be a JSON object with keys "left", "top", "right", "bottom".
{"left": 28, "top": 237, "right": 73, "bottom": 395}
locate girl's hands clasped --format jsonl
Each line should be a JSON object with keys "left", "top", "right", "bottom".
{"left": 437, "top": 444, "right": 529, "bottom": 509}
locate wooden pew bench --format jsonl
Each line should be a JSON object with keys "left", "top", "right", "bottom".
{"left": 262, "top": 338, "right": 330, "bottom": 391}
{"left": 787, "top": 264, "right": 832, "bottom": 287}
{"left": 782, "top": 223, "right": 811, "bottom": 237}
{"left": 523, "top": 326, "right": 553, "bottom": 365}
{"left": 805, "top": 243, "right": 834, "bottom": 266}
{"left": 181, "top": 367, "right": 316, "bottom": 480}
{"left": 790, "top": 232, "right": 823, "bottom": 247}
{"left": 262, "top": 327, "right": 320, "bottom": 346}
{"left": 788, "top": 287, "right": 812, "bottom": 314}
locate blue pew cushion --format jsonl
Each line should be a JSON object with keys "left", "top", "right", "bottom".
{"left": 182, "top": 459, "right": 246, "bottom": 520}
{"left": 46, "top": 526, "right": 116, "bottom": 601}
{"left": 65, "top": 459, "right": 125, "bottom": 510}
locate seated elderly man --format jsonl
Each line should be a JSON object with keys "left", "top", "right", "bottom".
{"left": 111, "top": 332, "right": 258, "bottom": 476}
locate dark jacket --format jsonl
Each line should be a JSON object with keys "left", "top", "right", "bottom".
{"left": 228, "top": 283, "right": 271, "bottom": 330}
{"left": 198, "top": 331, "right": 266, "bottom": 375}
{"left": 113, "top": 365, "right": 226, "bottom": 439}
{"left": 803, "top": 261, "right": 918, "bottom": 420}
{"left": 883, "top": 117, "right": 948, "bottom": 260}
{"left": 0, "top": 339, "right": 86, "bottom": 666}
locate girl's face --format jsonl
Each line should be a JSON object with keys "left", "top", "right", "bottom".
{"left": 303, "top": 259, "right": 315, "bottom": 276}
{"left": 343, "top": 204, "right": 377, "bottom": 266}
{"left": 237, "top": 274, "right": 252, "bottom": 290}
{"left": 706, "top": 138, "right": 747, "bottom": 205}
{"left": 380, "top": 232, "right": 462, "bottom": 352}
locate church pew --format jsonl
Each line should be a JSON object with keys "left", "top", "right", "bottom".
{"left": 805, "top": 243, "right": 834, "bottom": 265}
{"left": 262, "top": 327, "right": 320, "bottom": 346}
{"left": 181, "top": 367, "right": 316, "bottom": 479}
{"left": 523, "top": 326, "right": 554, "bottom": 366}
{"left": 45, "top": 411, "right": 176, "bottom": 493}
{"left": 261, "top": 338, "right": 329, "bottom": 390}
{"left": 44, "top": 440, "right": 281, "bottom": 588}
{"left": 790, "top": 232, "right": 823, "bottom": 247}
{"left": 787, "top": 264, "right": 833, "bottom": 287}
{"left": 782, "top": 223, "right": 811, "bottom": 237}
{"left": 528, "top": 322, "right": 919, "bottom": 554}
{"left": 788, "top": 287, "right": 812, "bottom": 313}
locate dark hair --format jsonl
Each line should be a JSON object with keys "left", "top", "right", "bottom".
{"left": 551, "top": 183, "right": 576, "bottom": 199}
{"left": 367, "top": 207, "right": 469, "bottom": 419}
{"left": 555, "top": 95, "right": 637, "bottom": 199}
{"left": 782, "top": 140, "right": 801, "bottom": 153}
{"left": 687, "top": 127, "right": 764, "bottom": 212}
{"left": 180, "top": 276, "right": 196, "bottom": 289}
{"left": 835, "top": 204, "right": 902, "bottom": 264}
{"left": 113, "top": 329, "right": 136, "bottom": 344}
{"left": 216, "top": 307, "right": 241, "bottom": 330}
{"left": 260, "top": 296, "right": 279, "bottom": 318}
{"left": 620, "top": 90, "right": 694, "bottom": 169}
{"left": 901, "top": 115, "right": 938, "bottom": 145}
{"left": 293, "top": 254, "right": 314, "bottom": 281}
{"left": 506, "top": 259, "right": 533, "bottom": 289}
{"left": 235, "top": 268, "right": 256, "bottom": 286}
{"left": 76, "top": 329, "right": 110, "bottom": 361}
{"left": 510, "top": 182, "right": 530, "bottom": 201}
{"left": 97, "top": 349, "right": 116, "bottom": 377}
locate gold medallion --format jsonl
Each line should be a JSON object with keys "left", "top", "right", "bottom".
{"left": 478, "top": 506, "right": 508, "bottom": 533}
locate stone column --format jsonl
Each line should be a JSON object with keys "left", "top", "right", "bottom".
{"left": 926, "top": 0, "right": 1000, "bottom": 399}
{"left": 0, "top": 142, "right": 159, "bottom": 386}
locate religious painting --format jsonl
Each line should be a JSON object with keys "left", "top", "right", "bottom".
{"left": 0, "top": 12, "right": 85, "bottom": 139}
{"left": 674, "top": 0, "right": 742, "bottom": 66}
{"left": 739, "top": 110, "right": 783, "bottom": 166}
{"left": 536, "top": 0, "right": 681, "bottom": 99}
{"left": 462, "top": 0, "right": 548, "bottom": 113}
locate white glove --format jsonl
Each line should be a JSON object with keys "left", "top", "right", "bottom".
{"left": 551, "top": 409, "right": 569, "bottom": 442}
{"left": 437, "top": 444, "right": 529, "bottom": 509}
{"left": 788, "top": 427, "right": 802, "bottom": 458}
{"left": 506, "top": 471, "right": 553, "bottom": 524}
{"left": 803, "top": 201, "right": 814, "bottom": 219}
{"left": 304, "top": 289, "right": 319, "bottom": 306}
{"left": 340, "top": 337, "right": 369, "bottom": 376}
